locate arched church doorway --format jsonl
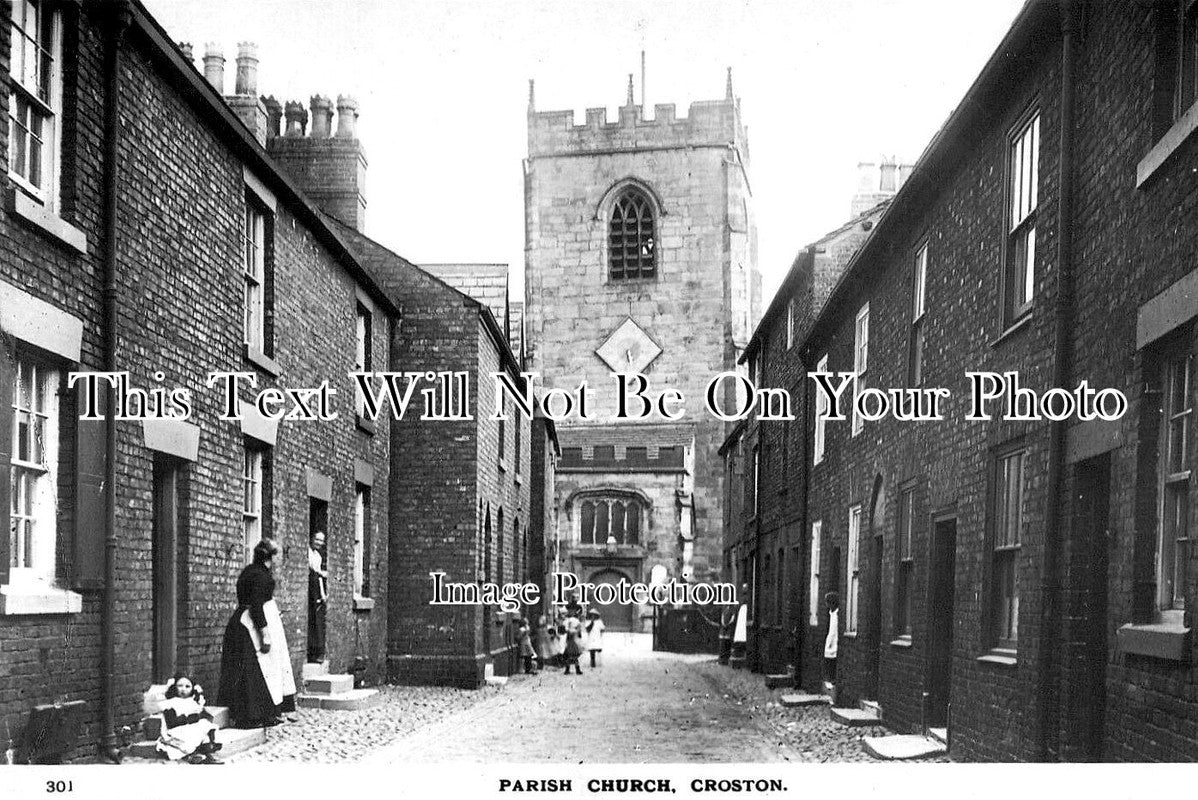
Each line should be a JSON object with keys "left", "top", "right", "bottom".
{"left": 587, "top": 568, "right": 636, "bottom": 632}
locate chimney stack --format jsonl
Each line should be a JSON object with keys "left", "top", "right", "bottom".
{"left": 335, "top": 95, "right": 359, "bottom": 139}
{"left": 268, "top": 94, "right": 367, "bottom": 231}
{"left": 310, "top": 95, "right": 334, "bottom": 138}
{"left": 264, "top": 96, "right": 282, "bottom": 139}
{"left": 178, "top": 42, "right": 193, "bottom": 63}
{"left": 234, "top": 41, "right": 259, "bottom": 96}
{"left": 203, "top": 43, "right": 225, "bottom": 92}
{"left": 850, "top": 157, "right": 914, "bottom": 217}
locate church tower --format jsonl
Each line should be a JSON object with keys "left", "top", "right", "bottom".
{"left": 524, "top": 71, "right": 760, "bottom": 629}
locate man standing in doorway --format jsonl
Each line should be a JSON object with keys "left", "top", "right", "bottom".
{"left": 730, "top": 583, "right": 749, "bottom": 668}
{"left": 308, "top": 530, "right": 328, "bottom": 663}
{"left": 823, "top": 591, "right": 839, "bottom": 701}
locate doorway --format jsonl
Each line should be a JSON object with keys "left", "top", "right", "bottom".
{"left": 152, "top": 456, "right": 181, "bottom": 681}
{"left": 588, "top": 569, "right": 636, "bottom": 631}
{"left": 483, "top": 508, "right": 492, "bottom": 655}
{"left": 865, "top": 534, "right": 883, "bottom": 699}
{"left": 926, "top": 515, "right": 956, "bottom": 730}
{"left": 1073, "top": 454, "right": 1110, "bottom": 760}
{"left": 864, "top": 476, "right": 885, "bottom": 700}
{"left": 308, "top": 498, "right": 328, "bottom": 664}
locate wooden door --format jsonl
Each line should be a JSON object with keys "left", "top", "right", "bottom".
{"left": 152, "top": 457, "right": 179, "bottom": 681}
{"left": 927, "top": 516, "right": 956, "bottom": 728}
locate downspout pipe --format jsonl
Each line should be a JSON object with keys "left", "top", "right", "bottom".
{"left": 795, "top": 247, "right": 815, "bottom": 686}
{"left": 1040, "top": 0, "right": 1077, "bottom": 763}
{"left": 99, "top": 0, "right": 131, "bottom": 764}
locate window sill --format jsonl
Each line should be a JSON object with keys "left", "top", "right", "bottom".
{"left": 353, "top": 595, "right": 375, "bottom": 612}
{"left": 355, "top": 414, "right": 376, "bottom": 435}
{"left": 515, "top": 473, "right": 523, "bottom": 486}
{"left": 976, "top": 649, "right": 1018, "bottom": 667}
{"left": 1116, "top": 621, "right": 1191, "bottom": 662}
{"left": 1137, "top": 98, "right": 1198, "bottom": 188}
{"left": 889, "top": 636, "right": 913, "bottom": 648}
{"left": 842, "top": 631, "right": 857, "bottom": 640}
{"left": 990, "top": 312, "right": 1033, "bottom": 348}
{"left": 6, "top": 188, "right": 88, "bottom": 254}
{"left": 245, "top": 345, "right": 282, "bottom": 377}
{"left": 498, "top": 460, "right": 507, "bottom": 473}
{"left": 0, "top": 583, "right": 83, "bottom": 615}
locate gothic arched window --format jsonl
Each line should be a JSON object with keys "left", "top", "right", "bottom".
{"left": 579, "top": 496, "right": 644, "bottom": 545}
{"left": 609, "top": 188, "right": 656, "bottom": 280}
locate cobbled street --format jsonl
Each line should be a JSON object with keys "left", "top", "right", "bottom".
{"left": 224, "top": 635, "right": 913, "bottom": 764}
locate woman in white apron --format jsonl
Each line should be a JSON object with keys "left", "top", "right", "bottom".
{"left": 217, "top": 539, "right": 297, "bottom": 728}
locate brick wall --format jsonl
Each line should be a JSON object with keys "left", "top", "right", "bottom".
{"left": 0, "top": 4, "right": 393, "bottom": 760}
{"left": 727, "top": 0, "right": 1198, "bottom": 763}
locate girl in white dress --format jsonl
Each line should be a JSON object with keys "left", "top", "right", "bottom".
{"left": 155, "top": 674, "right": 221, "bottom": 764}
{"left": 585, "top": 609, "right": 605, "bottom": 668}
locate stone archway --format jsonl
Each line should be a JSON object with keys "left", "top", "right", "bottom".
{"left": 587, "top": 568, "right": 636, "bottom": 632}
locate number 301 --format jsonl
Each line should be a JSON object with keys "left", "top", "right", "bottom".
{"left": 46, "top": 780, "right": 73, "bottom": 793}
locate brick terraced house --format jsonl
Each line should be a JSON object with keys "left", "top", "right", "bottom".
{"left": 0, "top": 0, "right": 401, "bottom": 761}
{"left": 332, "top": 225, "right": 551, "bottom": 688}
{"left": 726, "top": 0, "right": 1198, "bottom": 762}
{"left": 720, "top": 195, "right": 895, "bottom": 674}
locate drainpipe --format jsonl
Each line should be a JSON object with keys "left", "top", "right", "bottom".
{"left": 99, "top": 1, "right": 131, "bottom": 764}
{"left": 795, "top": 248, "right": 815, "bottom": 687}
{"left": 1040, "top": 0, "right": 1077, "bottom": 763}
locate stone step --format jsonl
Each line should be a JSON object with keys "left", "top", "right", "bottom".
{"left": 830, "top": 706, "right": 882, "bottom": 727}
{"left": 779, "top": 693, "right": 830, "bottom": 708}
{"left": 928, "top": 727, "right": 948, "bottom": 745}
{"left": 143, "top": 705, "right": 230, "bottom": 740}
{"left": 296, "top": 687, "right": 381, "bottom": 711}
{"left": 302, "top": 660, "right": 330, "bottom": 680}
{"left": 127, "top": 725, "right": 265, "bottom": 760}
{"left": 484, "top": 675, "right": 509, "bottom": 687}
{"left": 763, "top": 673, "right": 793, "bottom": 690}
{"left": 302, "top": 673, "right": 354, "bottom": 695}
{"left": 863, "top": 734, "right": 948, "bottom": 760}
{"left": 859, "top": 699, "right": 882, "bottom": 715}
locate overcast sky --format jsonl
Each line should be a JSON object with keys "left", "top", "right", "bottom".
{"left": 144, "top": 0, "right": 1025, "bottom": 302}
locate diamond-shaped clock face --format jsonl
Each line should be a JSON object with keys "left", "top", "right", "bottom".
{"left": 596, "top": 317, "right": 663, "bottom": 373}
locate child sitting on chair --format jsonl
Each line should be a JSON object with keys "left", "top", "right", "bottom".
{"left": 156, "top": 674, "right": 222, "bottom": 764}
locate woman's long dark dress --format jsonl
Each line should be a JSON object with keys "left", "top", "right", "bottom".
{"left": 217, "top": 563, "right": 296, "bottom": 727}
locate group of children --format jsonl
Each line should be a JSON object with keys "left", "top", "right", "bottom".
{"left": 516, "top": 607, "right": 606, "bottom": 675}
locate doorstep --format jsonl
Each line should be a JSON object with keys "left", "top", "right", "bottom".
{"left": 862, "top": 734, "right": 947, "bottom": 760}
{"left": 127, "top": 725, "right": 265, "bottom": 760}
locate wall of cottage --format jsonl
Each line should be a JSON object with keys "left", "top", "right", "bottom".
{"left": 0, "top": 5, "right": 392, "bottom": 759}
{"left": 474, "top": 319, "right": 532, "bottom": 675}
{"left": 1062, "top": 1, "right": 1198, "bottom": 762}
{"left": 734, "top": 34, "right": 1064, "bottom": 761}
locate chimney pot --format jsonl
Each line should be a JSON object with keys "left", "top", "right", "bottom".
{"left": 335, "top": 95, "right": 360, "bottom": 139}
{"left": 855, "top": 162, "right": 877, "bottom": 193}
{"left": 879, "top": 160, "right": 898, "bottom": 192}
{"left": 202, "top": 43, "right": 225, "bottom": 93}
{"left": 283, "top": 100, "right": 308, "bottom": 137}
{"left": 234, "top": 41, "right": 259, "bottom": 96}
{"left": 178, "top": 41, "right": 193, "bottom": 63}
{"left": 310, "top": 95, "right": 334, "bottom": 138}
{"left": 263, "top": 95, "right": 283, "bottom": 138}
